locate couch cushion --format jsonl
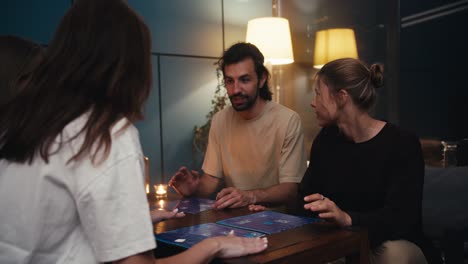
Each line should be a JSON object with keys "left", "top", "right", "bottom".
{"left": 423, "top": 166, "right": 468, "bottom": 239}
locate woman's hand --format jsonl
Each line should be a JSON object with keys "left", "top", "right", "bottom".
{"left": 303, "top": 193, "right": 352, "bottom": 227}
{"left": 248, "top": 204, "right": 267, "bottom": 212}
{"left": 150, "top": 208, "right": 185, "bottom": 223}
{"left": 208, "top": 231, "right": 268, "bottom": 258}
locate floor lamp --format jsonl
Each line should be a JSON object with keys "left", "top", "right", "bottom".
{"left": 313, "top": 28, "right": 358, "bottom": 69}
{"left": 246, "top": 17, "right": 294, "bottom": 103}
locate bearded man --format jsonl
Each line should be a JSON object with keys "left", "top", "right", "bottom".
{"left": 169, "top": 42, "right": 307, "bottom": 210}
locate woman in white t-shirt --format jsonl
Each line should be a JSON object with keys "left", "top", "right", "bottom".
{"left": 0, "top": 0, "right": 267, "bottom": 263}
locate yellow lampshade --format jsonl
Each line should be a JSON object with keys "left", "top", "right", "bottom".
{"left": 246, "top": 17, "right": 294, "bottom": 65}
{"left": 313, "top": 28, "right": 358, "bottom": 69}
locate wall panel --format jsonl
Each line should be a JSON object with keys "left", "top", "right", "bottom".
{"left": 159, "top": 56, "right": 219, "bottom": 180}
{"left": 1, "top": 0, "right": 69, "bottom": 44}
{"left": 130, "top": 0, "right": 223, "bottom": 56}
{"left": 135, "top": 56, "right": 162, "bottom": 185}
{"left": 223, "top": 0, "right": 272, "bottom": 49}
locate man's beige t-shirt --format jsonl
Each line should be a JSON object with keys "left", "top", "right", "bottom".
{"left": 202, "top": 101, "right": 307, "bottom": 190}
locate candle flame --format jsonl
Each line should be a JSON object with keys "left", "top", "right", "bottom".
{"left": 145, "top": 183, "right": 149, "bottom": 194}
{"left": 156, "top": 184, "right": 166, "bottom": 195}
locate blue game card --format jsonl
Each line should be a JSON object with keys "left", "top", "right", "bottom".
{"left": 176, "top": 198, "right": 215, "bottom": 214}
{"left": 150, "top": 198, "right": 215, "bottom": 214}
{"left": 216, "top": 211, "right": 321, "bottom": 234}
{"left": 155, "top": 223, "right": 265, "bottom": 248}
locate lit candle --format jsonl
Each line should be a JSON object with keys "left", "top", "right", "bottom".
{"left": 145, "top": 183, "right": 149, "bottom": 194}
{"left": 154, "top": 184, "right": 167, "bottom": 199}
{"left": 156, "top": 185, "right": 166, "bottom": 195}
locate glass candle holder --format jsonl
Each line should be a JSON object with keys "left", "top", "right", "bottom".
{"left": 156, "top": 199, "right": 166, "bottom": 211}
{"left": 154, "top": 184, "right": 168, "bottom": 199}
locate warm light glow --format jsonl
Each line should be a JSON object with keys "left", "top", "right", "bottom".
{"left": 154, "top": 184, "right": 168, "bottom": 199}
{"left": 158, "top": 200, "right": 165, "bottom": 211}
{"left": 156, "top": 185, "right": 166, "bottom": 195}
{"left": 246, "top": 17, "right": 294, "bottom": 65}
{"left": 145, "top": 183, "right": 149, "bottom": 194}
{"left": 313, "top": 28, "right": 358, "bottom": 69}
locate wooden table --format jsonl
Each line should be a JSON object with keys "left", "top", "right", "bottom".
{"left": 149, "top": 195, "right": 369, "bottom": 264}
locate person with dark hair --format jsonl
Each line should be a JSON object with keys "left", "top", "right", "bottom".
{"left": 0, "top": 35, "right": 44, "bottom": 106}
{"left": 0, "top": 1, "right": 267, "bottom": 263}
{"left": 295, "top": 58, "right": 441, "bottom": 263}
{"left": 169, "top": 42, "right": 307, "bottom": 210}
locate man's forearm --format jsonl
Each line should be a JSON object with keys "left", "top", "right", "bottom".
{"left": 249, "top": 182, "right": 298, "bottom": 205}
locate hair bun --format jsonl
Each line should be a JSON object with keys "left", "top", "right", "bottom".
{"left": 369, "top": 63, "right": 384, "bottom": 88}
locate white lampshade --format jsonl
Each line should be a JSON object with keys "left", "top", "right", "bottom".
{"left": 313, "top": 28, "right": 358, "bottom": 69}
{"left": 246, "top": 17, "right": 294, "bottom": 65}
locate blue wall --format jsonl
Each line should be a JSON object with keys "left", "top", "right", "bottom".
{"left": 1, "top": 0, "right": 70, "bottom": 45}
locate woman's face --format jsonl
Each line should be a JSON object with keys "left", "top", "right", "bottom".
{"left": 310, "top": 79, "right": 339, "bottom": 127}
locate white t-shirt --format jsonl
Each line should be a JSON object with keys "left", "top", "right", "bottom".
{"left": 203, "top": 101, "right": 307, "bottom": 190}
{"left": 0, "top": 115, "right": 156, "bottom": 263}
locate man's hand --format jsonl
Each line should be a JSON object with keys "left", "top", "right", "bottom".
{"left": 213, "top": 187, "right": 256, "bottom": 210}
{"left": 168, "top": 167, "right": 200, "bottom": 197}
{"left": 303, "top": 193, "right": 352, "bottom": 227}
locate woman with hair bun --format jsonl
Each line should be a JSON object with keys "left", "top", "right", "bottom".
{"left": 298, "top": 58, "right": 440, "bottom": 263}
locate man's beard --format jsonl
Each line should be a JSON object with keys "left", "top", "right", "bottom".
{"left": 229, "top": 88, "right": 259, "bottom": 112}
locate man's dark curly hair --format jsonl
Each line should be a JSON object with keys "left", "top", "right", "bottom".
{"left": 217, "top": 42, "right": 272, "bottom": 101}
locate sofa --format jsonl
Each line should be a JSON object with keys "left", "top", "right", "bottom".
{"left": 423, "top": 165, "right": 468, "bottom": 263}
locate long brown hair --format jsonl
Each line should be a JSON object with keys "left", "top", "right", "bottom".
{"left": 0, "top": 0, "right": 152, "bottom": 164}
